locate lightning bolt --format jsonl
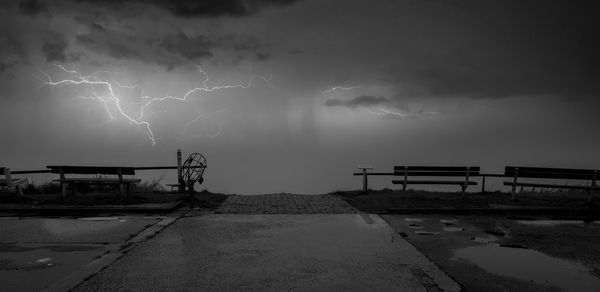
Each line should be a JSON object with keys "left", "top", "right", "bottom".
{"left": 180, "top": 108, "right": 237, "bottom": 139}
{"left": 319, "top": 84, "right": 439, "bottom": 119}
{"left": 320, "top": 85, "right": 362, "bottom": 95}
{"left": 38, "top": 65, "right": 274, "bottom": 145}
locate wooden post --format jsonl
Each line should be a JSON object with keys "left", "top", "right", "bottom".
{"left": 4, "top": 167, "right": 13, "bottom": 189}
{"left": 59, "top": 167, "right": 66, "bottom": 198}
{"left": 403, "top": 166, "right": 408, "bottom": 191}
{"left": 362, "top": 168, "right": 368, "bottom": 192}
{"left": 481, "top": 175, "right": 486, "bottom": 194}
{"left": 4, "top": 168, "right": 24, "bottom": 197}
{"left": 590, "top": 170, "right": 597, "bottom": 203}
{"left": 511, "top": 167, "right": 519, "bottom": 200}
{"left": 357, "top": 166, "right": 373, "bottom": 192}
{"left": 117, "top": 168, "right": 124, "bottom": 196}
{"left": 177, "top": 149, "right": 183, "bottom": 193}
{"left": 462, "top": 167, "right": 470, "bottom": 198}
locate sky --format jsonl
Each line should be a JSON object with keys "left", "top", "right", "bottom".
{"left": 1, "top": 0, "right": 599, "bottom": 194}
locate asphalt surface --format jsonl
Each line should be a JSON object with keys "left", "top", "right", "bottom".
{"left": 74, "top": 214, "right": 460, "bottom": 291}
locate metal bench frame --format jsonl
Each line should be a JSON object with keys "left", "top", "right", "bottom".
{"left": 392, "top": 166, "right": 480, "bottom": 197}
{"left": 47, "top": 166, "right": 141, "bottom": 197}
{"left": 503, "top": 166, "right": 598, "bottom": 201}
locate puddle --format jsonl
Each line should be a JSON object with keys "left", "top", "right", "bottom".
{"left": 470, "top": 235, "right": 497, "bottom": 244}
{"left": 517, "top": 220, "right": 586, "bottom": 226}
{"left": 454, "top": 244, "right": 600, "bottom": 291}
{"left": 414, "top": 231, "right": 439, "bottom": 235}
{"left": 485, "top": 227, "right": 508, "bottom": 237}
{"left": 440, "top": 219, "right": 457, "bottom": 225}
{"left": 0, "top": 244, "right": 105, "bottom": 291}
{"left": 404, "top": 218, "right": 423, "bottom": 223}
{"left": 36, "top": 258, "right": 52, "bottom": 263}
{"left": 443, "top": 227, "right": 463, "bottom": 232}
{"left": 78, "top": 217, "right": 120, "bottom": 221}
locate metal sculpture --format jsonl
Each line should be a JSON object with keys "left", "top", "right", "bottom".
{"left": 181, "top": 152, "right": 207, "bottom": 192}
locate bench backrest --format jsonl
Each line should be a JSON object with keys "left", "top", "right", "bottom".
{"left": 47, "top": 166, "right": 136, "bottom": 175}
{"left": 504, "top": 166, "right": 598, "bottom": 180}
{"left": 393, "top": 166, "right": 480, "bottom": 176}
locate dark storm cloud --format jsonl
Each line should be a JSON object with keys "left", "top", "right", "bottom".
{"left": 75, "top": 26, "right": 266, "bottom": 68}
{"left": 154, "top": 0, "right": 299, "bottom": 17}
{"left": 76, "top": 34, "right": 138, "bottom": 60}
{"left": 75, "top": 0, "right": 299, "bottom": 18}
{"left": 41, "top": 31, "right": 69, "bottom": 62}
{"left": 324, "top": 95, "right": 389, "bottom": 109}
{"left": 383, "top": 0, "right": 600, "bottom": 98}
{"left": 159, "top": 34, "right": 215, "bottom": 60}
{"left": 18, "top": 0, "right": 48, "bottom": 15}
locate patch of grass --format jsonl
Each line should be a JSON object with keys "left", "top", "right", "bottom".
{"left": 334, "top": 189, "right": 600, "bottom": 213}
{"left": 186, "top": 190, "right": 229, "bottom": 209}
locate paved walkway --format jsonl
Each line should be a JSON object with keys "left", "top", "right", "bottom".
{"left": 0, "top": 216, "right": 162, "bottom": 292}
{"left": 216, "top": 194, "right": 358, "bottom": 214}
{"left": 74, "top": 214, "right": 460, "bottom": 291}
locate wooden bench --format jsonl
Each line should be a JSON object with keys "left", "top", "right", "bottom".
{"left": 0, "top": 167, "right": 27, "bottom": 196}
{"left": 503, "top": 166, "right": 598, "bottom": 201}
{"left": 47, "top": 166, "right": 141, "bottom": 197}
{"left": 392, "top": 166, "right": 480, "bottom": 196}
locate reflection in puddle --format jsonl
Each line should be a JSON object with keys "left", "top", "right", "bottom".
{"left": 517, "top": 220, "right": 585, "bottom": 226}
{"left": 443, "top": 227, "right": 463, "bottom": 232}
{"left": 470, "top": 235, "right": 497, "bottom": 243}
{"left": 78, "top": 217, "right": 120, "bottom": 221}
{"left": 440, "top": 219, "right": 457, "bottom": 225}
{"left": 454, "top": 245, "right": 600, "bottom": 292}
{"left": 415, "top": 231, "right": 439, "bottom": 235}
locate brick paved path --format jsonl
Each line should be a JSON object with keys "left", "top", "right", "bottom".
{"left": 215, "top": 194, "right": 358, "bottom": 214}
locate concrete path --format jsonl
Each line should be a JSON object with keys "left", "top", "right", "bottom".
{"left": 74, "top": 214, "right": 461, "bottom": 291}
{"left": 0, "top": 216, "right": 163, "bottom": 292}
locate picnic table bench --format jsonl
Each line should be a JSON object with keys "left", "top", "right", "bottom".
{"left": 392, "top": 166, "right": 480, "bottom": 196}
{"left": 0, "top": 167, "right": 27, "bottom": 196}
{"left": 503, "top": 166, "right": 598, "bottom": 201}
{"left": 47, "top": 165, "right": 141, "bottom": 197}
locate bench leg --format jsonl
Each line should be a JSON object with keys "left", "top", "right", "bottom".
{"left": 15, "top": 185, "right": 24, "bottom": 196}
{"left": 480, "top": 176, "right": 486, "bottom": 194}
{"left": 61, "top": 182, "right": 67, "bottom": 198}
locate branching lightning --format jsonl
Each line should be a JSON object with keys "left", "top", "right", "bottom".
{"left": 320, "top": 83, "right": 439, "bottom": 119}
{"left": 39, "top": 65, "right": 274, "bottom": 145}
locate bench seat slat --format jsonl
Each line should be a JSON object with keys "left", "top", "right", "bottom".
{"left": 392, "top": 180, "right": 477, "bottom": 185}
{"left": 504, "top": 172, "right": 596, "bottom": 180}
{"left": 505, "top": 166, "right": 598, "bottom": 180}
{"left": 506, "top": 166, "right": 598, "bottom": 175}
{"left": 503, "top": 182, "right": 591, "bottom": 190}
{"left": 393, "top": 171, "right": 480, "bottom": 177}
{"left": 47, "top": 166, "right": 136, "bottom": 175}
{"left": 53, "top": 178, "right": 141, "bottom": 183}
{"left": 394, "top": 166, "right": 480, "bottom": 172}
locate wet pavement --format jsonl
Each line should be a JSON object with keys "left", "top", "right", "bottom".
{"left": 0, "top": 216, "right": 161, "bottom": 291}
{"left": 74, "top": 214, "right": 460, "bottom": 291}
{"left": 383, "top": 215, "right": 600, "bottom": 292}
